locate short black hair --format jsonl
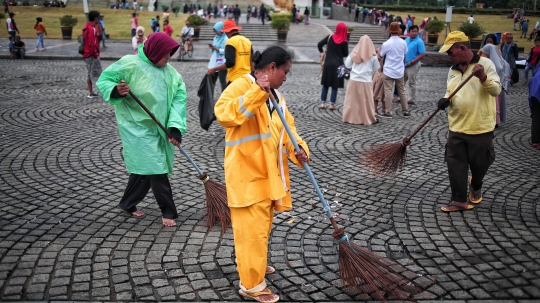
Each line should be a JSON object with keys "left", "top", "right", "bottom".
{"left": 535, "top": 37, "right": 540, "bottom": 42}
{"left": 88, "top": 11, "right": 100, "bottom": 21}
{"left": 409, "top": 25, "right": 419, "bottom": 31}
{"left": 252, "top": 45, "right": 295, "bottom": 70}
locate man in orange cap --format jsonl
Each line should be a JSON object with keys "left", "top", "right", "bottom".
{"left": 207, "top": 19, "right": 252, "bottom": 85}
{"left": 437, "top": 31, "right": 501, "bottom": 213}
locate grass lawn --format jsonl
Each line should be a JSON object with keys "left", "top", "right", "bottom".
{"left": 388, "top": 11, "right": 538, "bottom": 48}
{"left": 3, "top": 6, "right": 188, "bottom": 40}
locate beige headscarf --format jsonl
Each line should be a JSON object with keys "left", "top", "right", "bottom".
{"left": 349, "top": 35, "right": 376, "bottom": 64}
{"left": 136, "top": 26, "right": 147, "bottom": 43}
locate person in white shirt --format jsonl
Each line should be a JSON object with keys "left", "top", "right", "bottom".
{"left": 378, "top": 22, "right": 409, "bottom": 118}
{"left": 181, "top": 21, "right": 194, "bottom": 44}
{"left": 343, "top": 35, "right": 380, "bottom": 125}
{"left": 467, "top": 14, "right": 474, "bottom": 24}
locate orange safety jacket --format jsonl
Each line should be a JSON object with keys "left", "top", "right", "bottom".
{"left": 215, "top": 73, "right": 309, "bottom": 211}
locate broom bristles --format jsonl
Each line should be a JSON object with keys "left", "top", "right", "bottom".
{"left": 360, "top": 142, "right": 408, "bottom": 177}
{"left": 199, "top": 174, "right": 230, "bottom": 235}
{"left": 338, "top": 240, "right": 428, "bottom": 301}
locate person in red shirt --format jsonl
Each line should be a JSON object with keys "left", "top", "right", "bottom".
{"left": 164, "top": 19, "right": 173, "bottom": 37}
{"left": 525, "top": 38, "right": 540, "bottom": 83}
{"left": 82, "top": 10, "right": 102, "bottom": 98}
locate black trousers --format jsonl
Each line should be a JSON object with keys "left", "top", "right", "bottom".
{"left": 445, "top": 131, "right": 495, "bottom": 202}
{"left": 119, "top": 174, "right": 178, "bottom": 219}
{"left": 213, "top": 70, "right": 227, "bottom": 93}
{"left": 532, "top": 100, "right": 540, "bottom": 144}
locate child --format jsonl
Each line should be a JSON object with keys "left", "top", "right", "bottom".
{"left": 163, "top": 19, "right": 173, "bottom": 37}
{"left": 8, "top": 36, "right": 14, "bottom": 59}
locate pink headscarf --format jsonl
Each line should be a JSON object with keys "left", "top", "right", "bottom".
{"left": 143, "top": 32, "right": 180, "bottom": 64}
{"left": 332, "top": 22, "right": 348, "bottom": 45}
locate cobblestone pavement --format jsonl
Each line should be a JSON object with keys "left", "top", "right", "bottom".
{"left": 1, "top": 59, "right": 539, "bottom": 302}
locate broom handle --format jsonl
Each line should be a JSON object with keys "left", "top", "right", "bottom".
{"left": 128, "top": 91, "right": 205, "bottom": 177}
{"left": 268, "top": 93, "right": 336, "bottom": 224}
{"left": 406, "top": 73, "right": 474, "bottom": 141}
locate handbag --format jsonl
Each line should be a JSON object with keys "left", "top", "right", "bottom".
{"left": 337, "top": 65, "right": 351, "bottom": 79}
{"left": 319, "top": 35, "right": 332, "bottom": 77}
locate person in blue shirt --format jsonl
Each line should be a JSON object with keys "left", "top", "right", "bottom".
{"left": 99, "top": 14, "right": 106, "bottom": 48}
{"left": 404, "top": 25, "right": 425, "bottom": 105}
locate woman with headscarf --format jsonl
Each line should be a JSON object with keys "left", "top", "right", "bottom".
{"left": 317, "top": 22, "right": 349, "bottom": 110}
{"left": 131, "top": 26, "right": 146, "bottom": 54}
{"left": 342, "top": 35, "right": 380, "bottom": 125}
{"left": 97, "top": 33, "right": 187, "bottom": 227}
{"left": 208, "top": 21, "right": 228, "bottom": 92}
{"left": 419, "top": 18, "right": 428, "bottom": 42}
{"left": 481, "top": 43, "right": 510, "bottom": 127}
{"left": 529, "top": 69, "right": 540, "bottom": 150}
{"left": 478, "top": 33, "right": 500, "bottom": 57}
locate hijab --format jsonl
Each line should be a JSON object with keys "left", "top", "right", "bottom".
{"left": 212, "top": 22, "right": 227, "bottom": 48}
{"left": 483, "top": 33, "right": 498, "bottom": 46}
{"left": 136, "top": 26, "right": 147, "bottom": 43}
{"left": 143, "top": 32, "right": 180, "bottom": 65}
{"left": 332, "top": 22, "right": 348, "bottom": 45}
{"left": 349, "top": 35, "right": 376, "bottom": 64}
{"left": 481, "top": 44, "right": 508, "bottom": 90}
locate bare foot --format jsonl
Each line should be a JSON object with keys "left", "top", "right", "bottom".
{"left": 162, "top": 218, "right": 177, "bottom": 227}
{"left": 131, "top": 210, "right": 145, "bottom": 217}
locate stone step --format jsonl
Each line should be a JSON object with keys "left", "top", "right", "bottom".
{"left": 196, "top": 24, "right": 277, "bottom": 41}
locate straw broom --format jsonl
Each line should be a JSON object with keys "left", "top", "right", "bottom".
{"left": 362, "top": 73, "right": 475, "bottom": 177}
{"left": 268, "top": 91, "right": 427, "bottom": 301}
{"left": 128, "top": 91, "right": 230, "bottom": 235}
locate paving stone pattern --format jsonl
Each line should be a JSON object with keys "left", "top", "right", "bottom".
{"left": 0, "top": 59, "right": 539, "bottom": 302}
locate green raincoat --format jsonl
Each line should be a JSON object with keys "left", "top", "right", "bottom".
{"left": 97, "top": 44, "right": 187, "bottom": 176}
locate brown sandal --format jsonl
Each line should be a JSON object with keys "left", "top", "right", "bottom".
{"left": 239, "top": 288, "right": 279, "bottom": 303}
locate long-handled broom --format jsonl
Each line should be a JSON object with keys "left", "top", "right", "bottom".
{"left": 268, "top": 91, "right": 428, "bottom": 301}
{"left": 361, "top": 73, "right": 475, "bottom": 177}
{"left": 128, "top": 91, "right": 230, "bottom": 235}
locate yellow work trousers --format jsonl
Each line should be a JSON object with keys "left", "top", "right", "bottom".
{"left": 230, "top": 198, "right": 274, "bottom": 290}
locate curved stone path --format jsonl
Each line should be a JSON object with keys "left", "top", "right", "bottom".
{"left": 0, "top": 59, "right": 539, "bottom": 302}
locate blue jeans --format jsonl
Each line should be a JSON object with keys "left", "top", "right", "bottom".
{"left": 131, "top": 28, "right": 136, "bottom": 37}
{"left": 321, "top": 86, "right": 338, "bottom": 104}
{"left": 35, "top": 33, "right": 45, "bottom": 49}
{"left": 525, "top": 64, "right": 536, "bottom": 80}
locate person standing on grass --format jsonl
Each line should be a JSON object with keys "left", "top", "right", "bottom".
{"left": 525, "top": 38, "right": 540, "bottom": 83}
{"left": 131, "top": 12, "right": 138, "bottom": 37}
{"left": 163, "top": 19, "right": 173, "bottom": 36}
{"left": 521, "top": 19, "right": 529, "bottom": 39}
{"left": 467, "top": 14, "right": 474, "bottom": 24}
{"left": 97, "top": 33, "right": 186, "bottom": 227}
{"left": 378, "top": 22, "right": 409, "bottom": 118}
{"left": 6, "top": 12, "right": 19, "bottom": 41}
{"left": 404, "top": 25, "right": 425, "bottom": 105}
{"left": 437, "top": 31, "right": 500, "bottom": 213}
{"left": 34, "top": 17, "right": 47, "bottom": 51}
{"left": 82, "top": 10, "right": 102, "bottom": 99}
{"left": 98, "top": 14, "right": 107, "bottom": 48}
{"left": 215, "top": 45, "right": 309, "bottom": 303}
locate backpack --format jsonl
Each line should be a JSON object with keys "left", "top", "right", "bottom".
{"left": 77, "top": 35, "right": 84, "bottom": 55}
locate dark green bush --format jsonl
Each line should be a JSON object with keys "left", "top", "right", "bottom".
{"left": 458, "top": 21, "right": 485, "bottom": 38}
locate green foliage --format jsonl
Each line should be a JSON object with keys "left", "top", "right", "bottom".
{"left": 458, "top": 21, "right": 485, "bottom": 38}
{"left": 270, "top": 15, "right": 290, "bottom": 30}
{"left": 347, "top": 26, "right": 355, "bottom": 32}
{"left": 424, "top": 19, "right": 445, "bottom": 34}
{"left": 59, "top": 15, "right": 78, "bottom": 27}
{"left": 186, "top": 14, "right": 208, "bottom": 27}
{"left": 373, "top": 5, "right": 540, "bottom": 16}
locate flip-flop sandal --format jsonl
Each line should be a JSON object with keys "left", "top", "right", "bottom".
{"left": 441, "top": 203, "right": 474, "bottom": 212}
{"left": 468, "top": 177, "right": 482, "bottom": 204}
{"left": 266, "top": 266, "right": 275, "bottom": 275}
{"left": 239, "top": 288, "right": 279, "bottom": 303}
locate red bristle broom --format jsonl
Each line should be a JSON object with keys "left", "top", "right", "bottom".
{"left": 128, "top": 91, "right": 230, "bottom": 235}
{"left": 362, "top": 73, "right": 474, "bottom": 177}
{"left": 268, "top": 91, "right": 431, "bottom": 301}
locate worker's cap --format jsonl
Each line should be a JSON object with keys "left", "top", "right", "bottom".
{"left": 221, "top": 19, "right": 242, "bottom": 33}
{"left": 439, "top": 31, "right": 469, "bottom": 53}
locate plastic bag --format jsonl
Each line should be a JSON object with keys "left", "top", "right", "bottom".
{"left": 198, "top": 74, "right": 217, "bottom": 130}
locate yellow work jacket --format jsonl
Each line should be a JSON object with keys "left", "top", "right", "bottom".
{"left": 215, "top": 74, "right": 309, "bottom": 211}
{"left": 445, "top": 55, "right": 501, "bottom": 134}
{"left": 225, "top": 34, "right": 252, "bottom": 83}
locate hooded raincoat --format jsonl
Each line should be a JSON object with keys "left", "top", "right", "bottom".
{"left": 97, "top": 43, "right": 187, "bottom": 176}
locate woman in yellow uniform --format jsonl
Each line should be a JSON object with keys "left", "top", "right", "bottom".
{"left": 215, "top": 45, "right": 309, "bottom": 303}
